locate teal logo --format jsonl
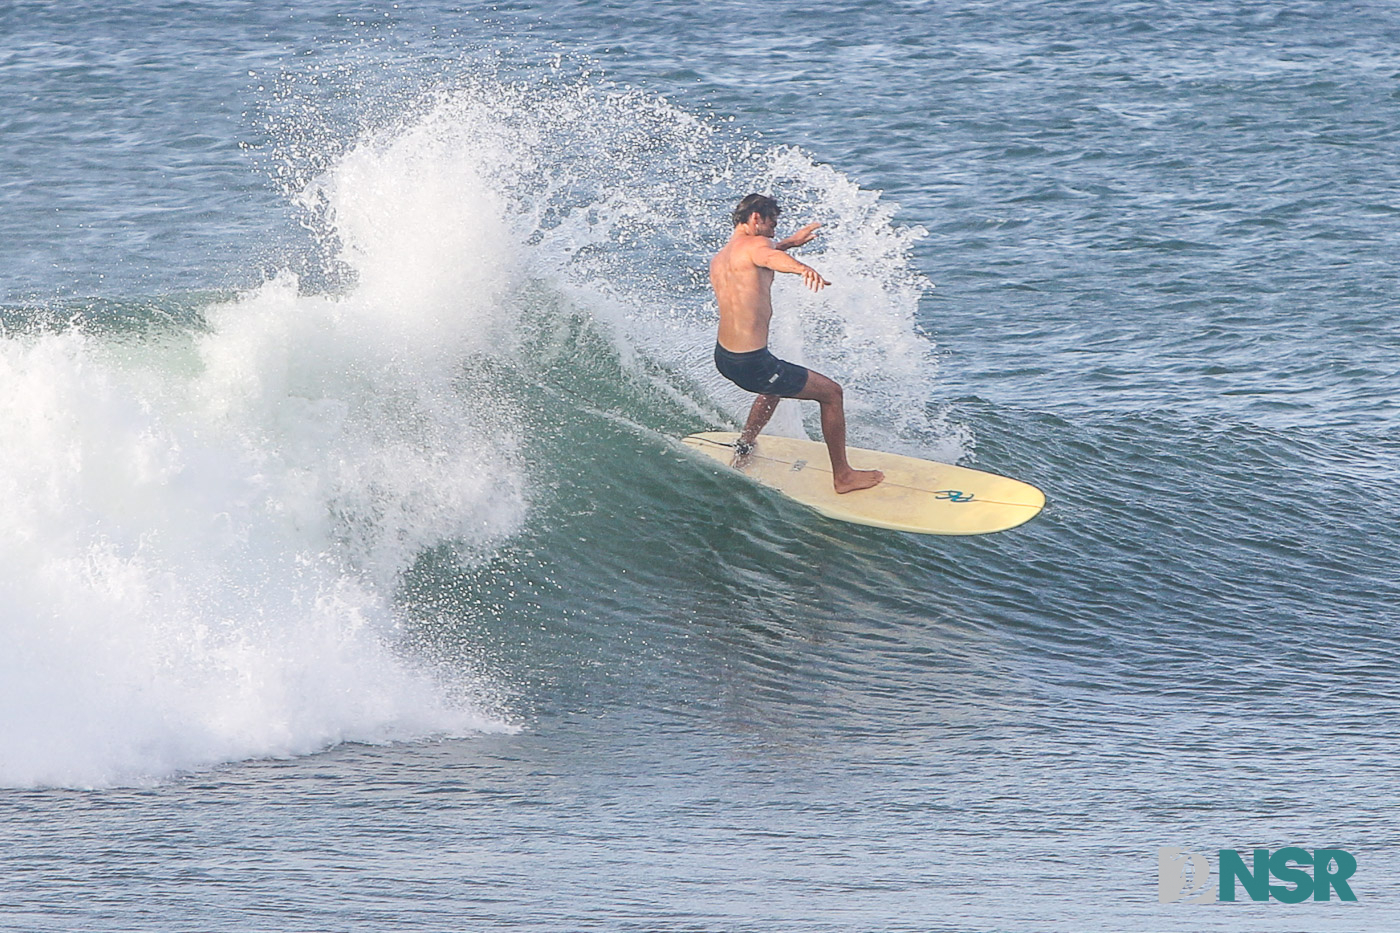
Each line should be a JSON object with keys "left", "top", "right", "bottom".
{"left": 1159, "top": 847, "right": 1357, "bottom": 903}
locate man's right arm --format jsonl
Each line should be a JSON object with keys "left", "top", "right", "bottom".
{"left": 751, "top": 244, "right": 831, "bottom": 292}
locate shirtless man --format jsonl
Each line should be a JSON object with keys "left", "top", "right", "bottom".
{"left": 710, "top": 193, "right": 884, "bottom": 494}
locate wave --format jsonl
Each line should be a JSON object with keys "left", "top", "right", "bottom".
{"left": 0, "top": 67, "right": 953, "bottom": 787}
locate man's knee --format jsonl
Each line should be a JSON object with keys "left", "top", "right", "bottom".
{"left": 797, "top": 371, "right": 842, "bottom": 404}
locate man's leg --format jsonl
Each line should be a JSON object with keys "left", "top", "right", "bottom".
{"left": 793, "top": 371, "right": 884, "bottom": 493}
{"left": 738, "top": 394, "right": 780, "bottom": 447}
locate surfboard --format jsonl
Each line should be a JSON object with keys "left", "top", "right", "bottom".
{"left": 682, "top": 432, "right": 1044, "bottom": 536}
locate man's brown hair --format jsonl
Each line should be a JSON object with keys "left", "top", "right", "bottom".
{"left": 731, "top": 193, "right": 781, "bottom": 227}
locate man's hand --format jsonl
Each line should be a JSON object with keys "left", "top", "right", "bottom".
{"left": 801, "top": 265, "right": 831, "bottom": 292}
{"left": 776, "top": 222, "right": 822, "bottom": 251}
{"left": 752, "top": 242, "right": 832, "bottom": 289}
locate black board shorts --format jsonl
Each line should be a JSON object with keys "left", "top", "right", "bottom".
{"left": 714, "top": 343, "right": 810, "bottom": 398}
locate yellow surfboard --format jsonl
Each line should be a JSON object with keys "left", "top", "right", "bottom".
{"left": 682, "top": 432, "right": 1044, "bottom": 536}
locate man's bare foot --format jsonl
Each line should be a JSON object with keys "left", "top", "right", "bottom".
{"left": 834, "top": 468, "right": 884, "bottom": 494}
{"left": 731, "top": 437, "right": 756, "bottom": 467}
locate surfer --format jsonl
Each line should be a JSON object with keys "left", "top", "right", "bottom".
{"left": 710, "top": 193, "right": 884, "bottom": 494}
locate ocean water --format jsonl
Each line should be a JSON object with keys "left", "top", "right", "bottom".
{"left": 2, "top": 0, "right": 1398, "bottom": 929}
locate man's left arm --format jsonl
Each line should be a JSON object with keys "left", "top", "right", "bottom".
{"left": 774, "top": 222, "right": 822, "bottom": 251}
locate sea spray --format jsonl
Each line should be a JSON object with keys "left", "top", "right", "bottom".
{"left": 0, "top": 91, "right": 539, "bottom": 786}
{"left": 0, "top": 66, "right": 962, "bottom": 787}
{"left": 0, "top": 324, "right": 516, "bottom": 788}
{"left": 268, "top": 71, "right": 963, "bottom": 455}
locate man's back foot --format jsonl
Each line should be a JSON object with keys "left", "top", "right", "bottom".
{"left": 834, "top": 468, "right": 884, "bottom": 494}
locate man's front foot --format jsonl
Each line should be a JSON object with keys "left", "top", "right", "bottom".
{"left": 834, "top": 468, "right": 883, "bottom": 494}
{"left": 731, "top": 438, "right": 755, "bottom": 465}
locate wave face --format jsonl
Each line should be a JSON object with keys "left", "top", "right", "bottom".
{"left": 0, "top": 72, "right": 947, "bottom": 787}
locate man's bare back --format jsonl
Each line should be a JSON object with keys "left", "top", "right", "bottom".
{"left": 710, "top": 214, "right": 826, "bottom": 352}
{"left": 709, "top": 194, "right": 883, "bottom": 494}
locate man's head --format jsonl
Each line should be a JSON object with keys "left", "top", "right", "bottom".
{"left": 732, "top": 193, "right": 781, "bottom": 234}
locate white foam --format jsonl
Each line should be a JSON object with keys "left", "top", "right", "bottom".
{"left": 0, "top": 96, "right": 535, "bottom": 787}
{"left": 372, "top": 78, "right": 970, "bottom": 459}
{"left": 0, "top": 326, "right": 513, "bottom": 788}
{"left": 0, "top": 71, "right": 964, "bottom": 787}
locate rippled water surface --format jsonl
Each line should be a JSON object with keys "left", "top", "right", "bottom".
{"left": 1, "top": 1, "right": 1397, "bottom": 930}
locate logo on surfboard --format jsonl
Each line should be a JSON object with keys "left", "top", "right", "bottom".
{"left": 934, "top": 490, "right": 975, "bottom": 503}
